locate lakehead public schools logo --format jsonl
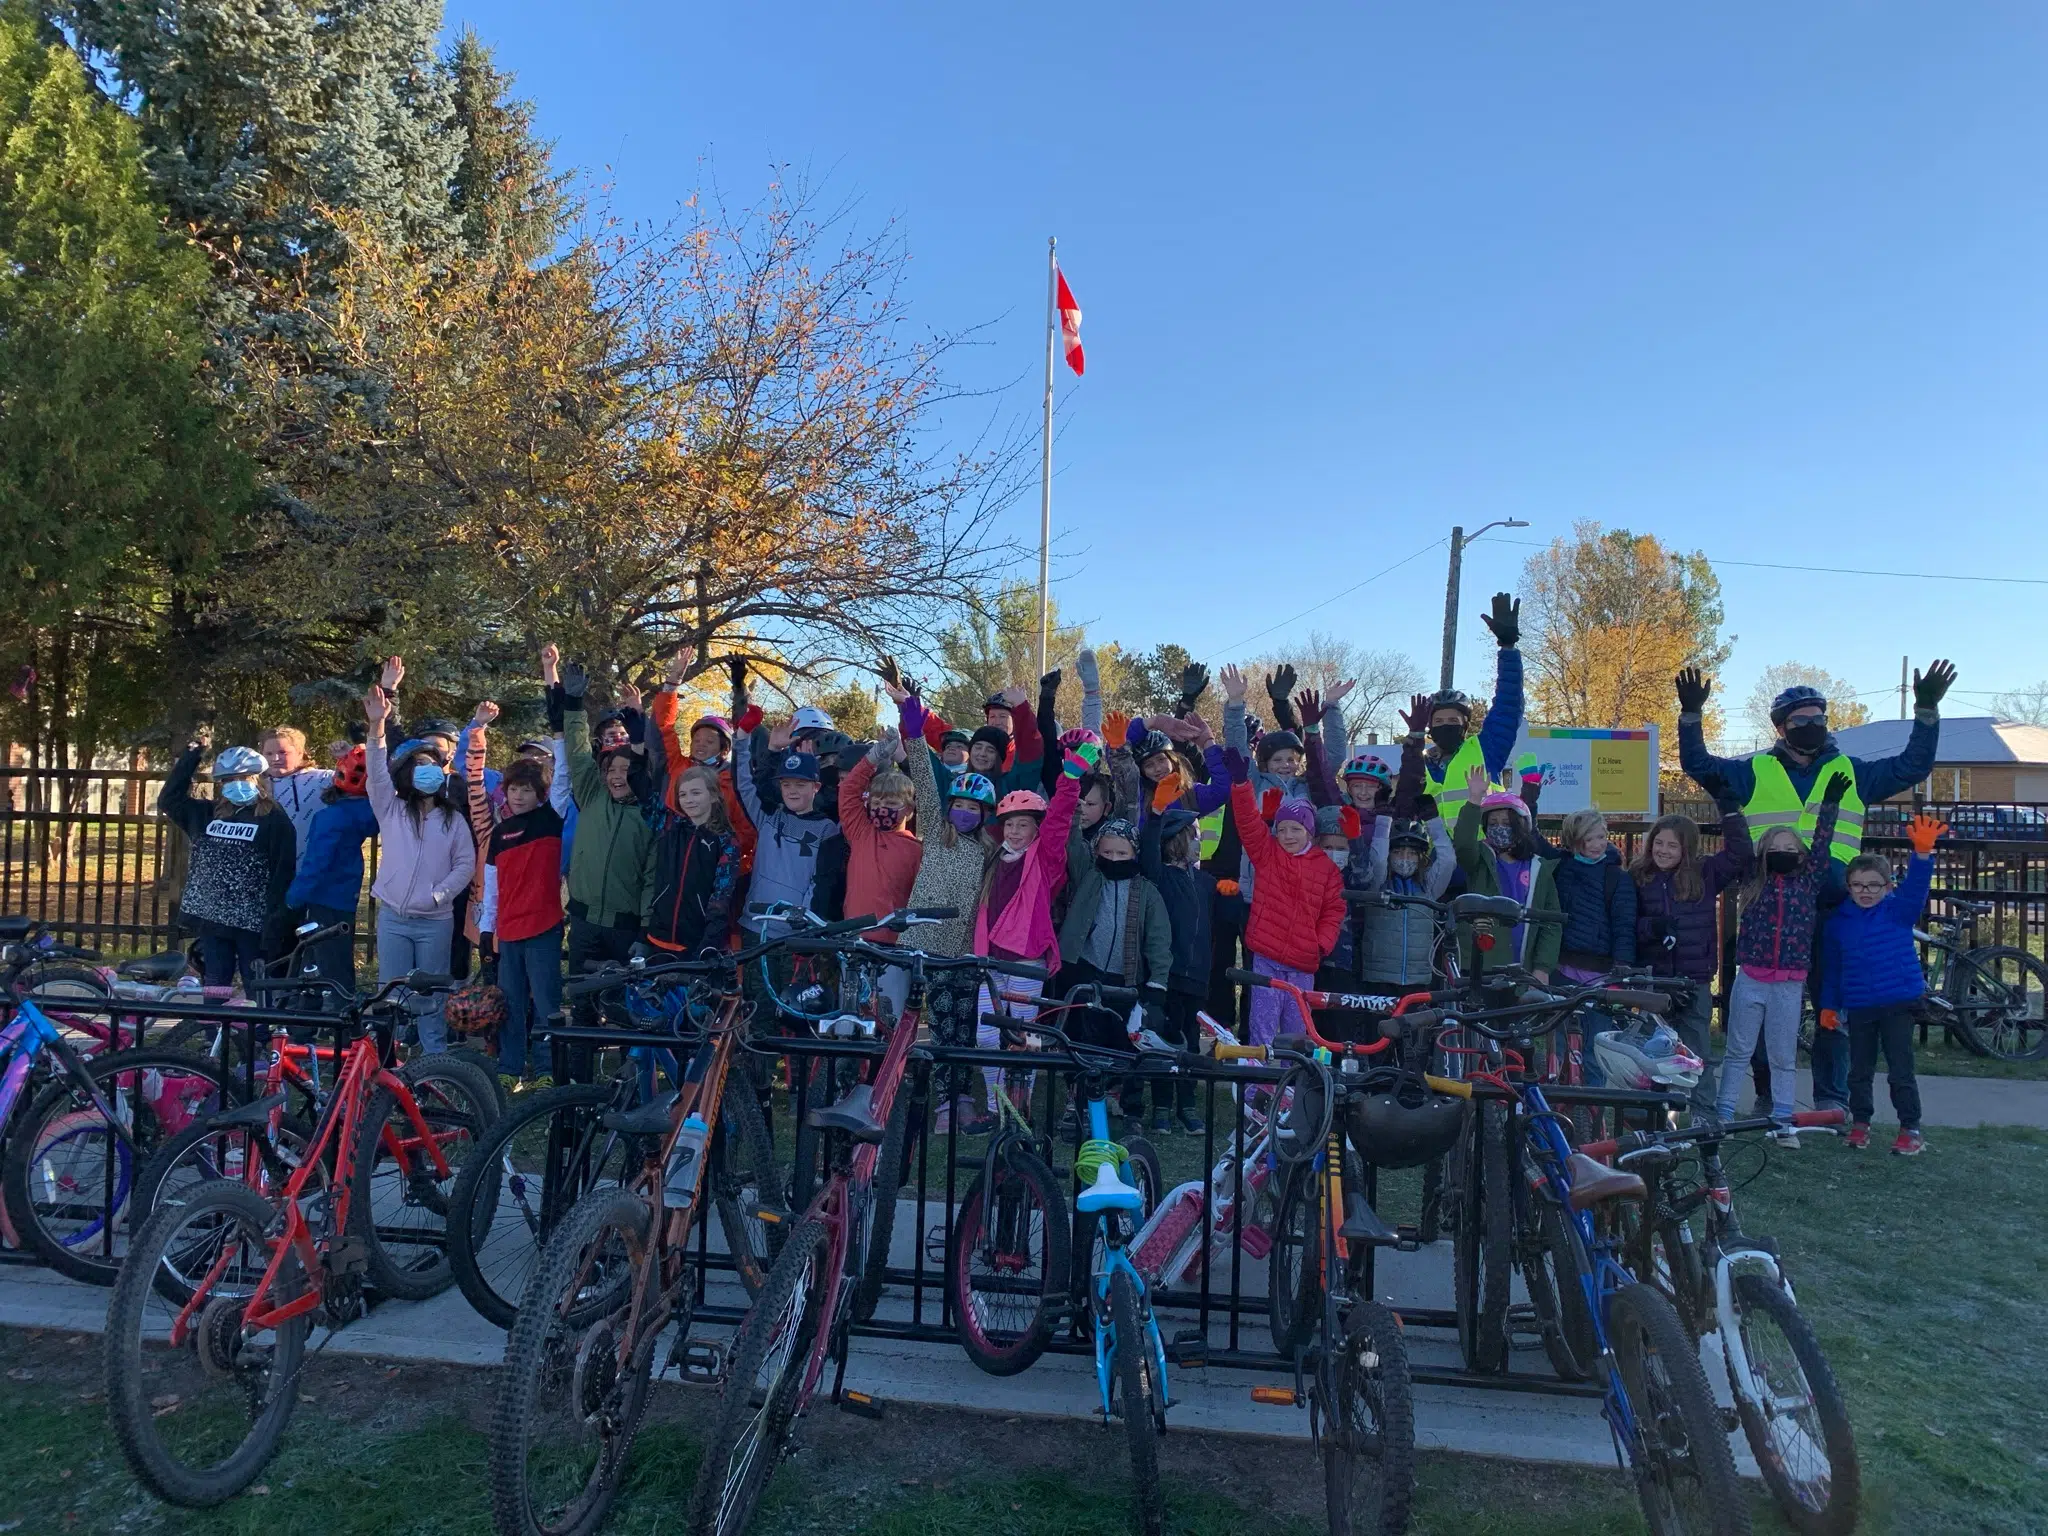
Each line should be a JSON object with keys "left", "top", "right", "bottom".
{"left": 205, "top": 819, "right": 260, "bottom": 843}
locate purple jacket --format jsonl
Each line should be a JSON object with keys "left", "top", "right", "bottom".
{"left": 1634, "top": 810, "right": 1753, "bottom": 982}
{"left": 1733, "top": 803, "right": 1839, "bottom": 976}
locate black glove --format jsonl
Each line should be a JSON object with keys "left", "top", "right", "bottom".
{"left": 1821, "top": 770, "right": 1853, "bottom": 806}
{"left": 544, "top": 682, "right": 566, "bottom": 735}
{"left": 1264, "top": 664, "right": 1297, "bottom": 708}
{"left": 1481, "top": 592, "right": 1520, "bottom": 650}
{"left": 560, "top": 661, "right": 587, "bottom": 710}
{"left": 1913, "top": 659, "right": 1956, "bottom": 711}
{"left": 1414, "top": 793, "right": 1438, "bottom": 821}
{"left": 1674, "top": 667, "right": 1710, "bottom": 713}
{"left": 1039, "top": 667, "right": 1061, "bottom": 694}
{"left": 1177, "top": 662, "right": 1210, "bottom": 716}
{"left": 728, "top": 653, "right": 748, "bottom": 695}
{"left": 876, "top": 654, "right": 904, "bottom": 691}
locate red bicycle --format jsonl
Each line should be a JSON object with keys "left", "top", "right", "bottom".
{"left": 104, "top": 969, "right": 498, "bottom": 1507}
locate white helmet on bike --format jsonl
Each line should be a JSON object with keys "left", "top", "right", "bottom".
{"left": 1593, "top": 1022, "right": 1704, "bottom": 1093}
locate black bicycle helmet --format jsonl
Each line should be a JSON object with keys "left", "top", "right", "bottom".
{"left": 1428, "top": 688, "right": 1473, "bottom": 720}
{"left": 1135, "top": 730, "right": 1173, "bottom": 764}
{"left": 1345, "top": 1080, "right": 1469, "bottom": 1169}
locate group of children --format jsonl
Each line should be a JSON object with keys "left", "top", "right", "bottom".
{"left": 161, "top": 606, "right": 1950, "bottom": 1154}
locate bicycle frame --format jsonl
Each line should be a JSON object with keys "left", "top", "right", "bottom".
{"left": 1081, "top": 1090, "right": 1172, "bottom": 1425}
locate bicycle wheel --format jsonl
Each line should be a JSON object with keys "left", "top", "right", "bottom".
{"left": 1609, "top": 1282, "right": 1752, "bottom": 1536}
{"left": 1729, "top": 1273, "right": 1860, "bottom": 1536}
{"left": 1454, "top": 1101, "right": 1511, "bottom": 1373}
{"left": 1108, "top": 1267, "right": 1165, "bottom": 1536}
{"left": 3, "top": 1046, "right": 237, "bottom": 1284}
{"left": 490, "top": 1189, "right": 656, "bottom": 1536}
{"left": 1268, "top": 1163, "right": 1320, "bottom": 1354}
{"left": 449, "top": 1082, "right": 628, "bottom": 1328}
{"left": 349, "top": 1052, "right": 498, "bottom": 1301}
{"left": 949, "top": 1149, "right": 1069, "bottom": 1376}
{"left": 1520, "top": 1199, "right": 1596, "bottom": 1382}
{"left": 1325, "top": 1299, "right": 1415, "bottom": 1536}
{"left": 1947, "top": 945, "right": 2048, "bottom": 1060}
{"left": 686, "top": 1212, "right": 832, "bottom": 1536}
{"left": 16, "top": 960, "right": 111, "bottom": 1001}
{"left": 104, "top": 1178, "right": 308, "bottom": 1507}
{"left": 133, "top": 1114, "right": 323, "bottom": 1304}
{"left": 850, "top": 1073, "right": 912, "bottom": 1322}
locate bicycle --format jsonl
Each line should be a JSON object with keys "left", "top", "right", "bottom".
{"left": 1415, "top": 967, "right": 1754, "bottom": 1535}
{"left": 451, "top": 953, "right": 780, "bottom": 1330}
{"left": 1582, "top": 1110, "right": 1860, "bottom": 1534}
{"left": 104, "top": 967, "right": 498, "bottom": 1507}
{"left": 0, "top": 914, "right": 112, "bottom": 1001}
{"left": 684, "top": 911, "right": 1015, "bottom": 1536}
{"left": 1911, "top": 895, "right": 2048, "bottom": 1061}
{"left": 1216, "top": 967, "right": 1446, "bottom": 1536}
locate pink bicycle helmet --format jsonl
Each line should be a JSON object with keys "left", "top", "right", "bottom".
{"left": 996, "top": 789, "right": 1048, "bottom": 819}
{"left": 1479, "top": 788, "right": 1531, "bottom": 821}
{"left": 1058, "top": 727, "right": 1102, "bottom": 750}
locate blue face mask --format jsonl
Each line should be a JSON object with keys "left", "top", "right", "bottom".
{"left": 410, "top": 762, "right": 447, "bottom": 794}
{"left": 220, "top": 779, "right": 259, "bottom": 806}
{"left": 1573, "top": 852, "right": 1604, "bottom": 865}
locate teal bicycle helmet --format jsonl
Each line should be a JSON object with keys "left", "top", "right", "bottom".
{"left": 1341, "top": 751, "right": 1394, "bottom": 785}
{"left": 950, "top": 771, "right": 997, "bottom": 809}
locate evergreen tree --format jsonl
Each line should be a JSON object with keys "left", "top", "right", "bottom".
{"left": 445, "top": 27, "right": 568, "bottom": 264}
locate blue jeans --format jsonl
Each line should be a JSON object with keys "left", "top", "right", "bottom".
{"left": 377, "top": 908, "right": 454, "bottom": 1052}
{"left": 497, "top": 925, "right": 563, "bottom": 1077}
{"left": 1808, "top": 1018, "right": 1849, "bottom": 1110}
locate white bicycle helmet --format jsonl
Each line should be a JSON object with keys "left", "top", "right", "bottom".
{"left": 1593, "top": 1022, "right": 1704, "bottom": 1093}
{"left": 212, "top": 745, "right": 267, "bottom": 778}
{"left": 791, "top": 706, "right": 833, "bottom": 735}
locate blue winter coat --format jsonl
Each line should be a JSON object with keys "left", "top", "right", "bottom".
{"left": 1819, "top": 855, "right": 1933, "bottom": 1011}
{"left": 1547, "top": 847, "right": 1638, "bottom": 970}
{"left": 284, "top": 796, "right": 379, "bottom": 913}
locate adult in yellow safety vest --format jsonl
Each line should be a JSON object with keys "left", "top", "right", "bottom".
{"left": 1416, "top": 593, "right": 1526, "bottom": 817}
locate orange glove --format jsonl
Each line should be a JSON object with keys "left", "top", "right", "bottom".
{"left": 1151, "top": 771, "right": 1185, "bottom": 813}
{"left": 1104, "top": 710, "right": 1134, "bottom": 747}
{"left": 1216, "top": 879, "right": 1241, "bottom": 897}
{"left": 1818, "top": 1009, "right": 1841, "bottom": 1031}
{"left": 1907, "top": 814, "right": 1948, "bottom": 856}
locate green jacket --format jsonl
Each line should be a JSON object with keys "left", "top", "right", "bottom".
{"left": 1451, "top": 803, "right": 1563, "bottom": 975}
{"left": 1058, "top": 824, "right": 1174, "bottom": 1008}
{"left": 565, "top": 709, "right": 657, "bottom": 930}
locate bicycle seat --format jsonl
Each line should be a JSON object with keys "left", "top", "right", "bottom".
{"left": 602, "top": 1090, "right": 678, "bottom": 1136}
{"left": 1076, "top": 1161, "right": 1143, "bottom": 1214}
{"left": 202, "top": 1091, "right": 289, "bottom": 1131}
{"left": 807, "top": 1082, "right": 886, "bottom": 1143}
{"left": 1564, "top": 1153, "right": 1646, "bottom": 1211}
{"left": 120, "top": 951, "right": 191, "bottom": 983}
{"left": 1450, "top": 894, "right": 1525, "bottom": 925}
{"left": 0, "top": 915, "right": 30, "bottom": 941}
{"left": 1338, "top": 1191, "right": 1399, "bottom": 1246}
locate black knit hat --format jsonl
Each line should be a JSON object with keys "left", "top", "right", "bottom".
{"left": 970, "top": 725, "right": 1011, "bottom": 756}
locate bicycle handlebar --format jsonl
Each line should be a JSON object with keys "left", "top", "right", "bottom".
{"left": 1579, "top": 1106, "right": 1845, "bottom": 1162}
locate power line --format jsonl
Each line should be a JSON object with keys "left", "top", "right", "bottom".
{"left": 1493, "top": 538, "right": 2048, "bottom": 587}
{"left": 1200, "top": 538, "right": 1447, "bottom": 661}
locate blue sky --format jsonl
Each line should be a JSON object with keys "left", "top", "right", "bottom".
{"left": 450, "top": 1, "right": 2048, "bottom": 731}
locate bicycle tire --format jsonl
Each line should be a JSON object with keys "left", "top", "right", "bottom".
{"left": 490, "top": 1188, "right": 656, "bottom": 1536}
{"left": 449, "top": 1082, "right": 623, "bottom": 1329}
{"left": 1609, "top": 1282, "right": 1752, "bottom": 1536}
{"left": 2, "top": 1045, "right": 238, "bottom": 1284}
{"left": 1520, "top": 1198, "right": 1597, "bottom": 1382}
{"left": 1946, "top": 944, "right": 2048, "bottom": 1060}
{"left": 1455, "top": 1100, "right": 1511, "bottom": 1373}
{"left": 1109, "top": 1267, "right": 1165, "bottom": 1536}
{"left": 1615, "top": 1204, "right": 1707, "bottom": 1342}
{"left": 104, "top": 1177, "right": 308, "bottom": 1507}
{"left": 949, "top": 1149, "right": 1069, "bottom": 1376}
{"left": 1268, "top": 1163, "right": 1321, "bottom": 1354}
{"left": 685, "top": 1211, "right": 832, "bottom": 1536}
{"left": 15, "top": 960, "right": 111, "bottom": 1001}
{"left": 350, "top": 1052, "right": 498, "bottom": 1301}
{"left": 851, "top": 1074, "right": 912, "bottom": 1322}
{"left": 133, "top": 1113, "right": 321, "bottom": 1304}
{"left": 1730, "top": 1273, "right": 1860, "bottom": 1536}
{"left": 1324, "top": 1298, "right": 1415, "bottom": 1536}
{"left": 449, "top": 1043, "right": 514, "bottom": 1113}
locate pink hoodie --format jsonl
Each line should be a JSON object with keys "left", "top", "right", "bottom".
{"left": 973, "top": 774, "right": 1080, "bottom": 970}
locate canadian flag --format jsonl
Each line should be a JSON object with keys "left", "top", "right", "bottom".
{"left": 1056, "top": 267, "right": 1084, "bottom": 376}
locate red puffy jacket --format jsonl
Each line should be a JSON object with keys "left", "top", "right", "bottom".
{"left": 1231, "top": 779, "right": 1347, "bottom": 974}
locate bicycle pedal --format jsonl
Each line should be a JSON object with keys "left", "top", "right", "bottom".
{"left": 923, "top": 1224, "right": 950, "bottom": 1267}
{"left": 1169, "top": 1329, "right": 1208, "bottom": 1368}
{"left": 1393, "top": 1224, "right": 1422, "bottom": 1252}
{"left": 838, "top": 1388, "right": 885, "bottom": 1420}
{"left": 676, "top": 1340, "right": 724, "bottom": 1384}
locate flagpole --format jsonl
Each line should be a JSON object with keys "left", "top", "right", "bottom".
{"left": 1038, "top": 236, "right": 1056, "bottom": 680}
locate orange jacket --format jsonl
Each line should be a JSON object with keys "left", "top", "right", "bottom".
{"left": 652, "top": 689, "right": 757, "bottom": 871}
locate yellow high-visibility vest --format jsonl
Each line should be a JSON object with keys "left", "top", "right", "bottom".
{"left": 1743, "top": 752, "right": 1864, "bottom": 865}
{"left": 1424, "top": 735, "right": 1491, "bottom": 815}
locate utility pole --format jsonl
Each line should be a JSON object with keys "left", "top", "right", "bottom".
{"left": 1899, "top": 655, "right": 1908, "bottom": 720}
{"left": 1438, "top": 519, "right": 1530, "bottom": 691}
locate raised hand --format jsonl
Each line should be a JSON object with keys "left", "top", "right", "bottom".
{"left": 1907, "top": 813, "right": 1949, "bottom": 855}
{"left": 1000, "top": 683, "right": 1029, "bottom": 710}
{"left": 1177, "top": 662, "right": 1209, "bottom": 713}
{"left": 1153, "top": 715, "right": 1202, "bottom": 744}
{"left": 664, "top": 646, "right": 695, "bottom": 689}
{"left": 1104, "top": 710, "right": 1134, "bottom": 747}
{"left": 1264, "top": 664, "right": 1298, "bottom": 705}
{"left": 1063, "top": 742, "right": 1102, "bottom": 779}
{"left": 1325, "top": 677, "right": 1356, "bottom": 711}
{"left": 871, "top": 723, "right": 902, "bottom": 764}
{"left": 539, "top": 643, "right": 559, "bottom": 686}
{"left": 1464, "top": 763, "right": 1490, "bottom": 805}
{"left": 1189, "top": 714, "right": 1215, "bottom": 750}
{"left": 1218, "top": 664, "right": 1247, "bottom": 703}
{"left": 380, "top": 654, "right": 405, "bottom": 692}
{"left": 189, "top": 722, "right": 215, "bottom": 752}
{"left": 364, "top": 687, "right": 390, "bottom": 727}
{"left": 1913, "top": 659, "right": 1957, "bottom": 711}
{"left": 1152, "top": 771, "right": 1186, "bottom": 813}
{"left": 1674, "top": 667, "right": 1711, "bottom": 713}
{"left": 472, "top": 700, "right": 501, "bottom": 728}
{"left": 767, "top": 719, "right": 794, "bottom": 752}
{"left": 876, "top": 654, "right": 905, "bottom": 692}
{"left": 1401, "top": 692, "right": 1432, "bottom": 736}
{"left": 1293, "top": 688, "right": 1323, "bottom": 728}
{"left": 1821, "top": 770, "right": 1853, "bottom": 806}
{"left": 1076, "top": 648, "right": 1100, "bottom": 692}
{"left": 617, "top": 681, "right": 643, "bottom": 713}
{"left": 560, "top": 660, "right": 587, "bottom": 703}
{"left": 1482, "top": 592, "right": 1520, "bottom": 649}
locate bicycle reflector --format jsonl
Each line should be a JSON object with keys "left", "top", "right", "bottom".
{"left": 1475, "top": 930, "right": 1496, "bottom": 952}
{"left": 1250, "top": 1386, "right": 1297, "bottom": 1406}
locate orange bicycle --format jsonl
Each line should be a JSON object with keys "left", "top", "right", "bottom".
{"left": 104, "top": 969, "right": 497, "bottom": 1507}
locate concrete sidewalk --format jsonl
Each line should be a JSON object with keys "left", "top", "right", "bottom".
{"left": 1730, "top": 1067, "right": 2048, "bottom": 1129}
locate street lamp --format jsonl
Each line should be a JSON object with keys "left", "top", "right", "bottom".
{"left": 1438, "top": 520, "right": 1531, "bottom": 690}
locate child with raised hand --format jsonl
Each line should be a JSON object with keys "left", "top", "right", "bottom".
{"left": 1354, "top": 699, "right": 1455, "bottom": 995}
{"left": 1716, "top": 770, "right": 1850, "bottom": 1139}
{"left": 477, "top": 750, "right": 565, "bottom": 1084}
{"left": 1451, "top": 762, "right": 1563, "bottom": 981}
{"left": 1821, "top": 814, "right": 1944, "bottom": 1155}
{"left": 161, "top": 731, "right": 299, "bottom": 992}
{"left": 734, "top": 715, "right": 842, "bottom": 939}
{"left": 840, "top": 726, "right": 923, "bottom": 1019}
{"left": 1224, "top": 742, "right": 1347, "bottom": 1046}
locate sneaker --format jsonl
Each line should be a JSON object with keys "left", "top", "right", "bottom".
{"left": 958, "top": 1108, "right": 997, "bottom": 1138}
{"left": 1892, "top": 1129, "right": 1925, "bottom": 1157}
{"left": 1769, "top": 1127, "right": 1800, "bottom": 1149}
{"left": 1177, "top": 1107, "right": 1206, "bottom": 1135}
{"left": 1150, "top": 1109, "right": 1172, "bottom": 1135}
{"left": 1845, "top": 1124, "right": 1870, "bottom": 1150}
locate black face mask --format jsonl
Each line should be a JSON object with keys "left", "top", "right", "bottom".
{"left": 1429, "top": 724, "right": 1466, "bottom": 755}
{"left": 1765, "top": 849, "right": 1802, "bottom": 875}
{"left": 1095, "top": 855, "right": 1138, "bottom": 883}
{"left": 1782, "top": 721, "right": 1828, "bottom": 754}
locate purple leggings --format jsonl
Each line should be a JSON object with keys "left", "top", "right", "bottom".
{"left": 1247, "top": 952, "right": 1315, "bottom": 1045}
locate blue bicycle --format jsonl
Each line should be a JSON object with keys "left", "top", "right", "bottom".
{"left": 1422, "top": 934, "right": 1751, "bottom": 1536}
